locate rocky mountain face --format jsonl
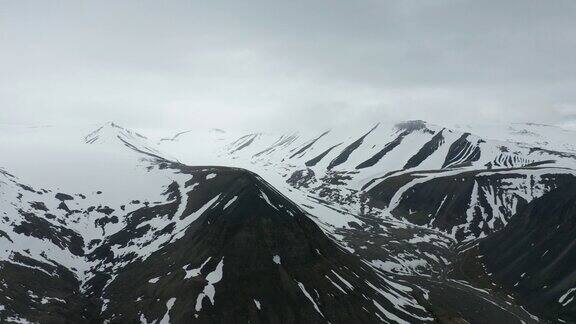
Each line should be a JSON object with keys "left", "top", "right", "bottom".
{"left": 1, "top": 120, "right": 575, "bottom": 323}
{"left": 91, "top": 165, "right": 431, "bottom": 324}
{"left": 480, "top": 178, "right": 576, "bottom": 321}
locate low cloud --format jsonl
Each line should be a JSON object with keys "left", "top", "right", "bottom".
{"left": 1, "top": 0, "right": 575, "bottom": 131}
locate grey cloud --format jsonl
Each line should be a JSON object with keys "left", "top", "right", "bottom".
{"left": 1, "top": 0, "right": 575, "bottom": 131}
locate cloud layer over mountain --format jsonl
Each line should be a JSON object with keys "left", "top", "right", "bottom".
{"left": 2, "top": 0, "right": 576, "bottom": 130}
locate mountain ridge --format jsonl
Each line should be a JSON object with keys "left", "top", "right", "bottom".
{"left": 1, "top": 120, "right": 575, "bottom": 323}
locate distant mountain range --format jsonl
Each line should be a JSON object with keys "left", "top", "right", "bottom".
{"left": 1, "top": 120, "right": 575, "bottom": 323}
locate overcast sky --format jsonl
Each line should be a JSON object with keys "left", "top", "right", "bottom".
{"left": 1, "top": 0, "right": 576, "bottom": 132}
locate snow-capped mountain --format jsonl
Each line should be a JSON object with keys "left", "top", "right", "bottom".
{"left": 1, "top": 120, "right": 575, "bottom": 323}
{"left": 158, "top": 120, "right": 576, "bottom": 240}
{"left": 155, "top": 119, "right": 576, "bottom": 322}
{"left": 0, "top": 123, "right": 431, "bottom": 323}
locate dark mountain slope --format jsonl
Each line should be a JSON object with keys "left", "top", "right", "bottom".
{"left": 442, "top": 133, "right": 482, "bottom": 168}
{"left": 480, "top": 176, "right": 576, "bottom": 323}
{"left": 0, "top": 253, "right": 96, "bottom": 324}
{"left": 0, "top": 170, "right": 101, "bottom": 324}
{"left": 403, "top": 129, "right": 445, "bottom": 169}
{"left": 327, "top": 124, "right": 378, "bottom": 170}
{"left": 364, "top": 168, "right": 574, "bottom": 241}
{"left": 356, "top": 130, "right": 410, "bottom": 170}
{"left": 86, "top": 166, "right": 431, "bottom": 323}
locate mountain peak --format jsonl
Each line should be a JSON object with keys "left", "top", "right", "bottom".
{"left": 83, "top": 122, "right": 167, "bottom": 161}
{"left": 85, "top": 122, "right": 148, "bottom": 144}
{"left": 88, "top": 164, "right": 429, "bottom": 323}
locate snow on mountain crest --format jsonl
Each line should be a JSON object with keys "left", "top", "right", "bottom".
{"left": 83, "top": 121, "right": 172, "bottom": 162}
{"left": 1, "top": 120, "right": 576, "bottom": 323}
{"left": 84, "top": 121, "right": 145, "bottom": 143}
{"left": 85, "top": 122, "right": 149, "bottom": 146}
